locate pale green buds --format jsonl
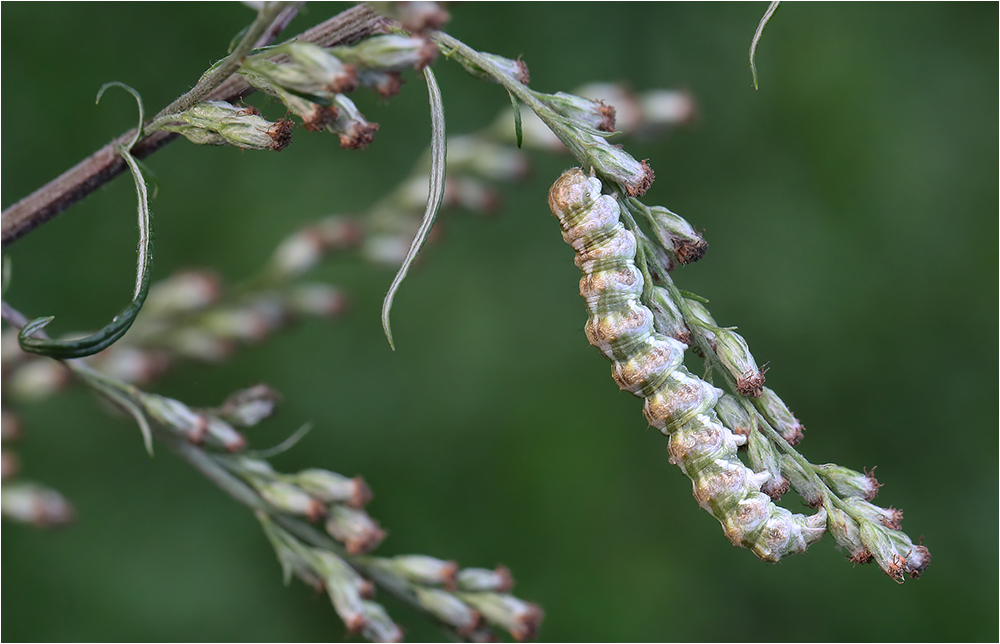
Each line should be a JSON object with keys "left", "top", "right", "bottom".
{"left": 758, "top": 387, "right": 804, "bottom": 445}
{"left": 357, "top": 69, "right": 404, "bottom": 99}
{"left": 216, "top": 384, "right": 281, "bottom": 428}
{"left": 141, "top": 394, "right": 207, "bottom": 443}
{"left": 332, "top": 35, "right": 438, "bottom": 72}
{"left": 779, "top": 454, "right": 825, "bottom": 507}
{"left": 647, "top": 287, "right": 691, "bottom": 345}
{"left": 160, "top": 101, "right": 292, "bottom": 151}
{"left": 269, "top": 216, "right": 363, "bottom": 278}
{"left": 858, "top": 520, "right": 930, "bottom": 581}
{"left": 413, "top": 587, "right": 481, "bottom": 636}
{"left": 144, "top": 270, "right": 221, "bottom": 316}
{"left": 294, "top": 469, "right": 371, "bottom": 507}
{"left": 815, "top": 464, "right": 881, "bottom": 501}
{"left": 370, "top": 554, "right": 458, "bottom": 589}
{"left": 714, "top": 393, "right": 753, "bottom": 438}
{"left": 747, "top": 418, "right": 789, "bottom": 500}
{"left": 204, "top": 416, "right": 246, "bottom": 453}
{"left": 360, "top": 601, "right": 403, "bottom": 643}
{"left": 287, "top": 284, "right": 348, "bottom": 318}
{"left": 536, "top": 91, "right": 616, "bottom": 132}
{"left": 842, "top": 497, "right": 902, "bottom": 530}
{"left": 458, "top": 592, "right": 544, "bottom": 642}
{"left": 447, "top": 135, "right": 530, "bottom": 181}
{"left": 314, "top": 550, "right": 368, "bottom": 632}
{"left": 329, "top": 94, "right": 379, "bottom": 150}
{"left": 828, "top": 506, "right": 868, "bottom": 562}
{"left": 714, "top": 329, "right": 765, "bottom": 397}
{"left": 456, "top": 51, "right": 530, "bottom": 85}
{"left": 242, "top": 43, "right": 357, "bottom": 96}
{"left": 583, "top": 136, "right": 654, "bottom": 197}
{"left": 457, "top": 566, "right": 514, "bottom": 593}
{"left": 254, "top": 479, "right": 325, "bottom": 521}
{"left": 1, "top": 482, "right": 74, "bottom": 527}
{"left": 7, "top": 359, "right": 72, "bottom": 402}
{"left": 644, "top": 205, "right": 708, "bottom": 266}
{"left": 325, "top": 505, "right": 386, "bottom": 554}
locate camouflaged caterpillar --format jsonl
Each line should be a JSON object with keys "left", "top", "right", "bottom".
{"left": 548, "top": 168, "right": 825, "bottom": 562}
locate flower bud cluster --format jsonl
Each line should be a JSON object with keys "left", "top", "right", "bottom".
{"left": 160, "top": 101, "right": 293, "bottom": 151}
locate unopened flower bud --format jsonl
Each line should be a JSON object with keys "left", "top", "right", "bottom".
{"left": 370, "top": 1, "right": 450, "bottom": 32}
{"left": 455, "top": 51, "right": 529, "bottom": 85}
{"left": 254, "top": 479, "right": 325, "bottom": 521}
{"left": 887, "top": 529, "right": 931, "bottom": 579}
{"left": 372, "top": 555, "right": 458, "bottom": 589}
{"left": 243, "top": 43, "right": 357, "bottom": 96}
{"left": 639, "top": 89, "right": 696, "bottom": 128}
{"left": 447, "top": 177, "right": 502, "bottom": 215}
{"left": 328, "top": 94, "right": 379, "bottom": 150}
{"left": 316, "top": 215, "right": 364, "bottom": 249}
{"left": 161, "top": 101, "right": 293, "bottom": 151}
{"left": 746, "top": 423, "right": 788, "bottom": 500}
{"left": 145, "top": 270, "right": 221, "bottom": 316}
{"left": 166, "top": 328, "right": 235, "bottom": 363}
{"left": 457, "top": 566, "right": 514, "bottom": 593}
{"left": 815, "top": 464, "right": 881, "bottom": 501}
{"left": 414, "top": 587, "right": 481, "bottom": 636}
{"left": 576, "top": 83, "right": 643, "bottom": 133}
{"left": 779, "top": 455, "right": 824, "bottom": 507}
{"left": 217, "top": 384, "right": 281, "bottom": 427}
{"left": 827, "top": 506, "right": 869, "bottom": 562}
{"left": 1, "top": 482, "right": 74, "bottom": 527}
{"left": 141, "top": 394, "right": 207, "bottom": 443}
{"left": 714, "top": 394, "right": 752, "bottom": 438}
{"left": 537, "top": 92, "right": 616, "bottom": 132}
{"left": 758, "top": 387, "right": 804, "bottom": 445}
{"left": 233, "top": 456, "right": 276, "bottom": 477}
{"left": 647, "top": 287, "right": 690, "bottom": 345}
{"left": 357, "top": 69, "right": 404, "bottom": 99}
{"left": 333, "top": 35, "right": 438, "bottom": 72}
{"left": 288, "top": 284, "right": 348, "bottom": 318}
{"left": 8, "top": 360, "right": 71, "bottom": 402}
{"left": 313, "top": 550, "right": 368, "bottom": 632}
{"left": 583, "top": 137, "right": 654, "bottom": 197}
{"left": 858, "top": 520, "right": 912, "bottom": 581}
{"left": 714, "top": 329, "right": 764, "bottom": 397}
{"left": 294, "top": 469, "right": 371, "bottom": 507}
{"left": 644, "top": 205, "right": 707, "bottom": 266}
{"left": 204, "top": 416, "right": 246, "bottom": 453}
{"left": 325, "top": 505, "right": 386, "bottom": 554}
{"left": 272, "top": 227, "right": 327, "bottom": 277}
{"left": 842, "top": 497, "right": 902, "bottom": 530}
{"left": 458, "top": 593, "right": 544, "bottom": 642}
{"left": 360, "top": 601, "right": 403, "bottom": 643}
{"left": 95, "top": 347, "right": 171, "bottom": 385}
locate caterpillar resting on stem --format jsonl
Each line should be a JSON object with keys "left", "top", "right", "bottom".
{"left": 548, "top": 168, "right": 825, "bottom": 561}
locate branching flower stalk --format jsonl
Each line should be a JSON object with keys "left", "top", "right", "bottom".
{"left": 431, "top": 31, "right": 930, "bottom": 581}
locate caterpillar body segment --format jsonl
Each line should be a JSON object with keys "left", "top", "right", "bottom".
{"left": 548, "top": 168, "right": 825, "bottom": 562}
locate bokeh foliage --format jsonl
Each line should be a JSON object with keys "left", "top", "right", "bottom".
{"left": 2, "top": 2, "right": 997, "bottom": 641}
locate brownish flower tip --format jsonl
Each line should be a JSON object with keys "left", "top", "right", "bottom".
{"left": 327, "top": 65, "right": 358, "bottom": 94}
{"left": 1, "top": 412, "right": 22, "bottom": 441}
{"left": 495, "top": 565, "right": 515, "bottom": 592}
{"left": 268, "top": 118, "right": 294, "bottom": 151}
{"left": 1, "top": 452, "right": 20, "bottom": 479}
{"left": 442, "top": 560, "right": 460, "bottom": 591}
{"left": 762, "top": 476, "right": 790, "bottom": 501}
{"left": 224, "top": 432, "right": 247, "bottom": 453}
{"left": 188, "top": 416, "right": 209, "bottom": 444}
{"left": 358, "top": 579, "right": 376, "bottom": 600}
{"left": 237, "top": 105, "right": 262, "bottom": 117}
{"left": 346, "top": 525, "right": 387, "bottom": 555}
{"left": 625, "top": 160, "right": 655, "bottom": 197}
{"left": 514, "top": 57, "right": 530, "bottom": 85}
{"left": 884, "top": 554, "right": 906, "bottom": 582}
{"left": 304, "top": 106, "right": 339, "bottom": 133}
{"left": 456, "top": 612, "right": 484, "bottom": 639}
{"left": 673, "top": 328, "right": 693, "bottom": 347}
{"left": 907, "top": 545, "right": 931, "bottom": 578}
{"left": 864, "top": 467, "right": 883, "bottom": 501}
{"left": 344, "top": 612, "right": 368, "bottom": 634}
{"left": 305, "top": 499, "right": 327, "bottom": 523}
{"left": 881, "top": 507, "right": 903, "bottom": 530}
{"left": 675, "top": 238, "right": 708, "bottom": 265}
{"left": 349, "top": 477, "right": 373, "bottom": 508}
{"left": 339, "top": 122, "right": 380, "bottom": 150}
{"left": 598, "top": 102, "right": 616, "bottom": 132}
{"left": 400, "top": 4, "right": 451, "bottom": 33}
{"left": 415, "top": 38, "right": 439, "bottom": 71}
{"left": 512, "top": 604, "right": 545, "bottom": 642}
{"left": 736, "top": 371, "right": 765, "bottom": 398}
{"left": 848, "top": 550, "right": 874, "bottom": 565}
{"left": 782, "top": 426, "right": 804, "bottom": 446}
{"left": 375, "top": 71, "right": 404, "bottom": 99}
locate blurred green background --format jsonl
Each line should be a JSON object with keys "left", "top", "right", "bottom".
{"left": 2, "top": 2, "right": 997, "bottom": 641}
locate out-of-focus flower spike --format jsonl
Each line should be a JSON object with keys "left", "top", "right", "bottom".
{"left": 325, "top": 505, "right": 386, "bottom": 554}
{"left": 314, "top": 550, "right": 368, "bottom": 633}
{"left": 332, "top": 35, "right": 438, "bottom": 72}
{"left": 144, "top": 270, "right": 222, "bottom": 317}
{"left": 448, "top": 177, "right": 503, "bottom": 215}
{"left": 2, "top": 410, "right": 22, "bottom": 441}
{"left": 815, "top": 464, "right": 881, "bottom": 501}
{"left": 1, "top": 482, "right": 74, "bottom": 527}
{"left": 94, "top": 347, "right": 171, "bottom": 386}
{"left": 242, "top": 43, "right": 357, "bottom": 96}
{"left": 164, "top": 328, "right": 235, "bottom": 363}
{"left": 458, "top": 593, "right": 544, "bottom": 642}
{"left": 447, "top": 135, "right": 530, "bottom": 181}
{"left": 456, "top": 566, "right": 514, "bottom": 593}
{"left": 328, "top": 94, "right": 379, "bottom": 150}
{"left": 413, "top": 587, "right": 481, "bottom": 636}
{"left": 370, "top": 1, "right": 450, "bottom": 32}
{"left": 779, "top": 454, "right": 825, "bottom": 508}
{"left": 758, "top": 387, "right": 804, "bottom": 445}
{"left": 536, "top": 91, "right": 616, "bottom": 133}
{"left": 159, "top": 101, "right": 293, "bottom": 151}
{"left": 638, "top": 89, "right": 697, "bottom": 128}
{"left": 216, "top": 384, "right": 281, "bottom": 428}
{"left": 360, "top": 600, "right": 403, "bottom": 643}
{"left": 642, "top": 205, "right": 708, "bottom": 266}
{"left": 293, "top": 469, "right": 371, "bottom": 507}
{"left": 287, "top": 284, "right": 349, "bottom": 318}
{"left": 371, "top": 554, "right": 458, "bottom": 589}
{"left": 271, "top": 227, "right": 329, "bottom": 277}
{"left": 2, "top": 451, "right": 19, "bottom": 479}
{"left": 583, "top": 135, "right": 654, "bottom": 197}
{"left": 7, "top": 360, "right": 72, "bottom": 402}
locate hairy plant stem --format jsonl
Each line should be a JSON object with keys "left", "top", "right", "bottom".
{"left": 1, "top": 4, "right": 388, "bottom": 247}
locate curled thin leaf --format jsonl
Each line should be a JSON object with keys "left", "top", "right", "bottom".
{"left": 381, "top": 66, "right": 446, "bottom": 350}
{"left": 18, "top": 83, "right": 152, "bottom": 360}
{"left": 507, "top": 89, "right": 523, "bottom": 149}
{"left": 246, "top": 423, "right": 314, "bottom": 459}
{"left": 750, "top": 1, "right": 781, "bottom": 90}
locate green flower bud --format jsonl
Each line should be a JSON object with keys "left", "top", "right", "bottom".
{"left": 328, "top": 94, "right": 379, "bottom": 150}
{"left": 648, "top": 287, "right": 691, "bottom": 345}
{"left": 294, "top": 469, "right": 371, "bottom": 507}
{"left": 447, "top": 135, "right": 530, "bottom": 181}
{"left": 457, "top": 593, "right": 544, "bottom": 642}
{"left": 253, "top": 479, "right": 325, "bottom": 521}
{"left": 1, "top": 482, "right": 74, "bottom": 527}
{"left": 7, "top": 360, "right": 71, "bottom": 402}
{"left": 758, "top": 387, "right": 804, "bottom": 445}
{"left": 747, "top": 420, "right": 789, "bottom": 500}
{"left": 455, "top": 51, "right": 529, "bottom": 85}
{"left": 815, "top": 464, "right": 881, "bottom": 501}
{"left": 714, "top": 393, "right": 753, "bottom": 438}
{"left": 312, "top": 550, "right": 370, "bottom": 632}
{"left": 360, "top": 601, "right": 403, "bottom": 643}
{"left": 287, "top": 284, "right": 349, "bottom": 318}
{"left": 357, "top": 69, "right": 404, "bottom": 99}
{"left": 859, "top": 520, "right": 909, "bottom": 581}
{"left": 160, "top": 101, "right": 292, "bottom": 151}
{"left": 457, "top": 566, "right": 514, "bottom": 593}
{"left": 714, "top": 329, "right": 765, "bottom": 397}
{"left": 242, "top": 43, "right": 357, "bottom": 96}
{"left": 780, "top": 454, "right": 824, "bottom": 507}
{"left": 141, "top": 394, "right": 207, "bottom": 443}
{"left": 371, "top": 555, "right": 458, "bottom": 589}
{"left": 216, "top": 384, "right": 281, "bottom": 428}
{"left": 536, "top": 91, "right": 616, "bottom": 132}
{"left": 583, "top": 135, "right": 654, "bottom": 197}
{"left": 332, "top": 35, "right": 438, "bottom": 71}
{"left": 644, "top": 205, "right": 707, "bottom": 265}
{"left": 414, "top": 587, "right": 481, "bottom": 636}
{"left": 204, "top": 416, "right": 246, "bottom": 453}
{"left": 325, "top": 505, "right": 386, "bottom": 554}
{"left": 827, "top": 506, "right": 869, "bottom": 562}
{"left": 145, "top": 270, "right": 221, "bottom": 316}
{"left": 842, "top": 497, "right": 903, "bottom": 530}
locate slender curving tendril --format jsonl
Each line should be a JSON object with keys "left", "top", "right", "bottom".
{"left": 381, "top": 66, "right": 446, "bottom": 350}
{"left": 750, "top": 1, "right": 781, "bottom": 90}
{"left": 17, "top": 83, "right": 153, "bottom": 359}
